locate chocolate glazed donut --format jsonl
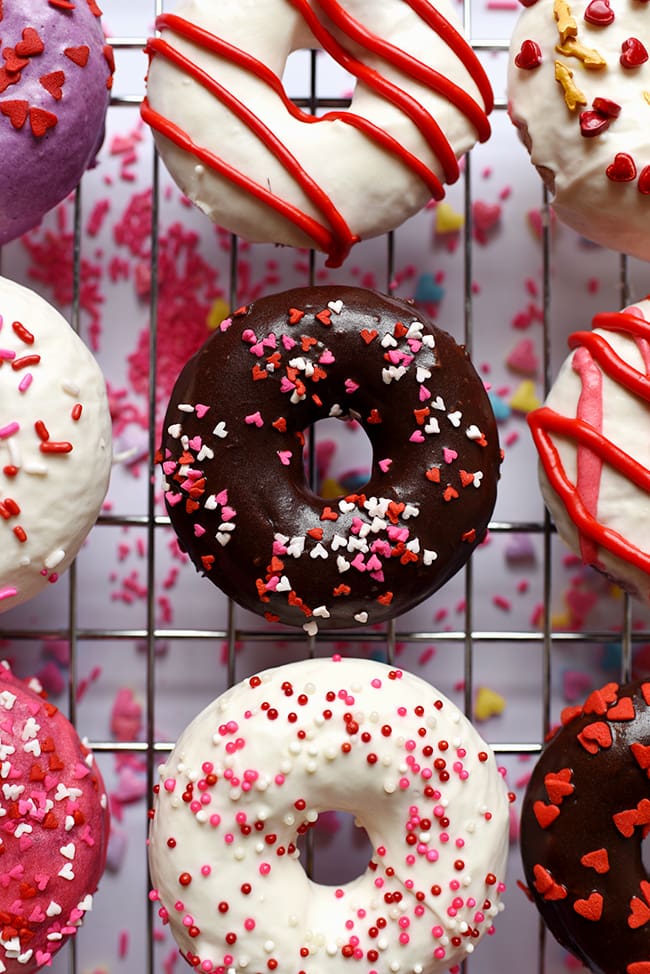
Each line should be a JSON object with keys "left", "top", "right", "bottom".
{"left": 158, "top": 285, "right": 501, "bottom": 632}
{"left": 520, "top": 680, "right": 650, "bottom": 974}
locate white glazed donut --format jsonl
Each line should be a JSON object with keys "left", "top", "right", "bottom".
{"left": 148, "top": 656, "right": 510, "bottom": 974}
{"left": 141, "top": 0, "right": 494, "bottom": 267}
{"left": 507, "top": 0, "right": 650, "bottom": 260}
{"left": 0, "top": 276, "right": 112, "bottom": 613}
{"left": 528, "top": 297, "right": 650, "bottom": 604}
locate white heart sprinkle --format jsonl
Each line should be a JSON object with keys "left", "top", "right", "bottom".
{"left": 336, "top": 556, "right": 351, "bottom": 573}
{"left": 447, "top": 411, "right": 462, "bottom": 427}
{"left": 354, "top": 612, "right": 368, "bottom": 624}
{"left": 423, "top": 549, "right": 438, "bottom": 565}
{"left": 46, "top": 902, "right": 62, "bottom": 918}
{"left": 60, "top": 843, "right": 75, "bottom": 860}
{"left": 58, "top": 863, "right": 74, "bottom": 881}
{"left": 216, "top": 532, "right": 232, "bottom": 546}
{"left": 328, "top": 300, "right": 343, "bottom": 314}
{"left": 303, "top": 620, "right": 319, "bottom": 637}
{"left": 312, "top": 605, "right": 331, "bottom": 618}
{"left": 276, "top": 576, "right": 292, "bottom": 592}
{"left": 167, "top": 423, "right": 182, "bottom": 439}
{"left": 310, "top": 543, "right": 328, "bottom": 560}
{"left": 213, "top": 422, "right": 228, "bottom": 438}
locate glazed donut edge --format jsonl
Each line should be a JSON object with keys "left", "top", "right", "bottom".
{"left": 148, "top": 656, "right": 510, "bottom": 974}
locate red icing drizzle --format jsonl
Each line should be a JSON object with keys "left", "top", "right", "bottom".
{"left": 142, "top": 1, "right": 492, "bottom": 267}
{"left": 528, "top": 309, "right": 650, "bottom": 576}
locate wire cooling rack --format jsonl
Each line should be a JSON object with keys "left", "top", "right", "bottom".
{"left": 1, "top": 1, "right": 649, "bottom": 972}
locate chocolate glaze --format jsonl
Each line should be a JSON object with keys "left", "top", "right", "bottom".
{"left": 159, "top": 285, "right": 501, "bottom": 631}
{"left": 520, "top": 679, "right": 650, "bottom": 974}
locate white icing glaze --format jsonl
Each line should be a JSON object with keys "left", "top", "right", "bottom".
{"left": 507, "top": 0, "right": 650, "bottom": 260}
{"left": 148, "top": 656, "right": 510, "bottom": 974}
{"left": 0, "top": 276, "right": 112, "bottom": 613}
{"left": 532, "top": 297, "right": 650, "bottom": 603}
{"left": 142, "top": 0, "right": 493, "bottom": 266}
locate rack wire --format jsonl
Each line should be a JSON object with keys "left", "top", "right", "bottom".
{"left": 0, "top": 2, "right": 644, "bottom": 972}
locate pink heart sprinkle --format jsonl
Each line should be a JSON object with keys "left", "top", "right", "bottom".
{"left": 319, "top": 350, "right": 335, "bottom": 364}
{"left": 277, "top": 451, "right": 292, "bottom": 466}
{"left": 245, "top": 411, "right": 263, "bottom": 427}
{"left": 195, "top": 404, "right": 210, "bottom": 418}
{"left": 215, "top": 489, "right": 228, "bottom": 505}
{"left": 193, "top": 524, "right": 206, "bottom": 537}
{"left": 410, "top": 430, "right": 425, "bottom": 443}
{"left": 221, "top": 505, "right": 236, "bottom": 521}
{"left": 165, "top": 492, "right": 182, "bottom": 506}
{"left": 443, "top": 448, "right": 458, "bottom": 463}
{"left": 379, "top": 458, "right": 392, "bottom": 472}
{"left": 419, "top": 386, "right": 431, "bottom": 401}
{"left": 345, "top": 379, "right": 359, "bottom": 394}
{"left": 242, "top": 329, "right": 256, "bottom": 343}
{"left": 282, "top": 335, "right": 296, "bottom": 349}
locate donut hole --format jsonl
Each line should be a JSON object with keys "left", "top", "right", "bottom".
{"left": 282, "top": 49, "right": 356, "bottom": 111}
{"left": 298, "top": 810, "right": 374, "bottom": 886}
{"left": 305, "top": 417, "right": 373, "bottom": 496}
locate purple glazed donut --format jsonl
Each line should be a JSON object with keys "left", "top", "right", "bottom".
{"left": 0, "top": 0, "right": 114, "bottom": 246}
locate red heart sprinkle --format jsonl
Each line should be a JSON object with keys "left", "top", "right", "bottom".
{"left": 64, "top": 45, "right": 90, "bottom": 67}
{"left": 574, "top": 892, "right": 603, "bottom": 921}
{"left": 607, "top": 696, "right": 635, "bottom": 720}
{"left": 515, "top": 38, "right": 542, "bottom": 69}
{"left": 544, "top": 769, "right": 574, "bottom": 803}
{"left": 580, "top": 848, "right": 610, "bottom": 873}
{"left": 15, "top": 27, "right": 44, "bottom": 58}
{"left": 621, "top": 37, "right": 649, "bottom": 67}
{"left": 29, "top": 107, "right": 58, "bottom": 138}
{"left": 579, "top": 110, "right": 610, "bottom": 138}
{"left": 577, "top": 720, "right": 612, "bottom": 753}
{"left": 533, "top": 864, "right": 567, "bottom": 900}
{"left": 592, "top": 96, "right": 621, "bottom": 118}
{"left": 533, "top": 800, "right": 560, "bottom": 829}
{"left": 360, "top": 329, "right": 378, "bottom": 344}
{"left": 606, "top": 152, "right": 637, "bottom": 182}
{"left": 613, "top": 807, "right": 638, "bottom": 837}
{"left": 316, "top": 309, "right": 332, "bottom": 326}
{"left": 629, "top": 895, "right": 650, "bottom": 929}
{"left": 287, "top": 308, "right": 304, "bottom": 325}
{"left": 2, "top": 48, "right": 28, "bottom": 74}
{"left": 584, "top": 0, "right": 614, "bottom": 24}
{"left": 583, "top": 683, "right": 618, "bottom": 715}
{"left": 0, "top": 98, "right": 28, "bottom": 129}
{"left": 39, "top": 70, "right": 65, "bottom": 101}
{"left": 629, "top": 965, "right": 650, "bottom": 974}
{"left": 638, "top": 166, "right": 650, "bottom": 195}
{"left": 631, "top": 741, "right": 650, "bottom": 768}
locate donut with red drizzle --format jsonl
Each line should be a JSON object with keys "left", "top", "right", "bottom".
{"left": 148, "top": 656, "right": 510, "bottom": 974}
{"left": 520, "top": 678, "right": 650, "bottom": 974}
{"left": 528, "top": 297, "right": 650, "bottom": 605}
{"left": 158, "top": 285, "right": 501, "bottom": 633}
{"left": 0, "top": 0, "right": 113, "bottom": 246}
{"left": 508, "top": 0, "right": 650, "bottom": 261}
{"left": 0, "top": 660, "right": 110, "bottom": 973}
{"left": 141, "top": 0, "right": 493, "bottom": 267}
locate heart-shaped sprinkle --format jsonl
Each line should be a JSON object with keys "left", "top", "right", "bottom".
{"left": 360, "top": 328, "right": 378, "bottom": 344}
{"left": 613, "top": 807, "right": 638, "bottom": 837}
{"left": 583, "top": 683, "right": 618, "bottom": 714}
{"left": 579, "top": 109, "right": 610, "bottom": 138}
{"left": 577, "top": 720, "right": 612, "bottom": 753}
{"left": 606, "top": 152, "right": 637, "bottom": 182}
{"left": 15, "top": 26, "right": 44, "bottom": 57}
{"left": 573, "top": 892, "right": 603, "bottom": 921}
{"left": 584, "top": 0, "right": 614, "bottom": 25}
{"left": 533, "top": 800, "right": 560, "bottom": 829}
{"left": 532, "top": 864, "right": 567, "bottom": 900}
{"left": 316, "top": 308, "right": 332, "bottom": 326}
{"left": 638, "top": 166, "right": 650, "bottom": 195}
{"left": 580, "top": 848, "right": 610, "bottom": 873}
{"left": 632, "top": 741, "right": 650, "bottom": 768}
{"left": 64, "top": 45, "right": 90, "bottom": 68}
{"left": 0, "top": 99, "right": 28, "bottom": 129}
{"left": 544, "top": 768, "right": 574, "bottom": 804}
{"left": 514, "top": 38, "right": 542, "bottom": 69}
{"left": 592, "top": 96, "right": 621, "bottom": 118}
{"left": 628, "top": 892, "right": 650, "bottom": 929}
{"left": 606, "top": 696, "right": 635, "bottom": 721}
{"left": 621, "top": 36, "right": 649, "bottom": 68}
{"left": 29, "top": 107, "right": 58, "bottom": 138}
{"left": 40, "top": 70, "right": 65, "bottom": 101}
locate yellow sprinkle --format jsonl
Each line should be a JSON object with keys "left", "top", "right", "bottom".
{"left": 553, "top": 0, "right": 578, "bottom": 44}
{"left": 435, "top": 201, "right": 465, "bottom": 235}
{"left": 474, "top": 686, "right": 506, "bottom": 722}
{"left": 556, "top": 38, "right": 607, "bottom": 69}
{"left": 554, "top": 60, "right": 587, "bottom": 111}
{"left": 207, "top": 297, "right": 230, "bottom": 331}
{"left": 509, "top": 379, "right": 541, "bottom": 414}
{"left": 644, "top": 91, "right": 650, "bottom": 107}
{"left": 551, "top": 610, "right": 572, "bottom": 629}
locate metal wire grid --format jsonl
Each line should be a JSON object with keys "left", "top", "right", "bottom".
{"left": 0, "top": 2, "right": 643, "bottom": 972}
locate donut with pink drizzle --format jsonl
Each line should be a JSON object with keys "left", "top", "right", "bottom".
{"left": 141, "top": 0, "right": 493, "bottom": 267}
{"left": 0, "top": 660, "right": 110, "bottom": 972}
{"left": 0, "top": 276, "right": 113, "bottom": 614}
{"left": 148, "top": 656, "right": 510, "bottom": 974}
{"left": 0, "top": 0, "right": 114, "bottom": 247}
{"left": 520, "top": 678, "right": 650, "bottom": 974}
{"left": 158, "top": 285, "right": 501, "bottom": 633}
{"left": 528, "top": 297, "right": 650, "bottom": 604}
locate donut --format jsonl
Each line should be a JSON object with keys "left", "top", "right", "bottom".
{"left": 158, "top": 285, "right": 501, "bottom": 633}
{"left": 527, "top": 297, "right": 650, "bottom": 604}
{"left": 148, "top": 655, "right": 511, "bottom": 974}
{"left": 0, "top": 660, "right": 110, "bottom": 972}
{"left": 0, "top": 0, "right": 114, "bottom": 247}
{"left": 0, "top": 275, "right": 113, "bottom": 613}
{"left": 141, "top": 0, "right": 493, "bottom": 267}
{"left": 507, "top": 0, "right": 650, "bottom": 261}
{"left": 519, "top": 677, "right": 650, "bottom": 974}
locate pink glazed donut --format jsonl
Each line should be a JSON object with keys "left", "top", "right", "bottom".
{"left": 148, "top": 656, "right": 510, "bottom": 974}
